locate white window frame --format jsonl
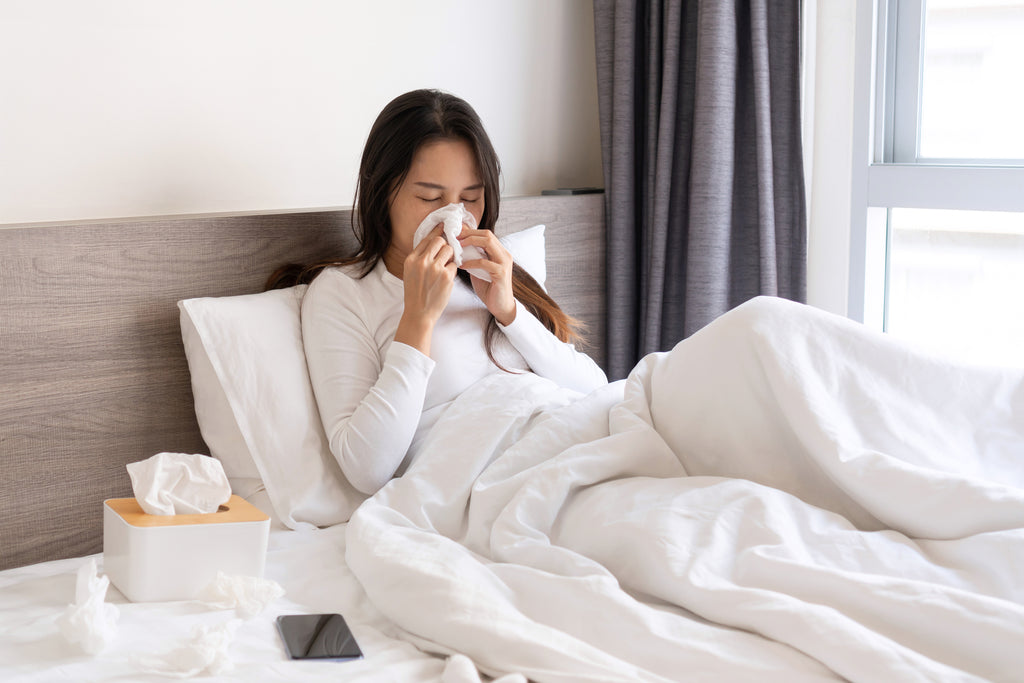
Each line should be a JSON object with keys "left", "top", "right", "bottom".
{"left": 848, "top": 0, "right": 1024, "bottom": 328}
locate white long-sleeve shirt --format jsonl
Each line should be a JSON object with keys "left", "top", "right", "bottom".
{"left": 301, "top": 260, "right": 607, "bottom": 494}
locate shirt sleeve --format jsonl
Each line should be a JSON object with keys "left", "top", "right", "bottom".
{"left": 301, "top": 270, "right": 434, "bottom": 495}
{"left": 498, "top": 302, "right": 608, "bottom": 393}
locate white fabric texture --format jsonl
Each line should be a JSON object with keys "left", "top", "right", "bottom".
{"left": 179, "top": 297, "right": 263, "bottom": 481}
{"left": 7, "top": 297, "right": 1024, "bottom": 682}
{"left": 0, "top": 526, "right": 496, "bottom": 682}
{"left": 344, "top": 296, "right": 1024, "bottom": 682}
{"left": 301, "top": 259, "right": 606, "bottom": 495}
{"left": 412, "top": 202, "right": 489, "bottom": 281}
{"left": 177, "top": 225, "right": 551, "bottom": 525}
{"left": 126, "top": 452, "right": 231, "bottom": 516}
{"left": 497, "top": 223, "right": 547, "bottom": 289}
{"left": 178, "top": 287, "right": 366, "bottom": 530}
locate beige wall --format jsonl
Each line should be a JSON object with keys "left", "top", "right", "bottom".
{"left": 0, "top": 0, "right": 603, "bottom": 226}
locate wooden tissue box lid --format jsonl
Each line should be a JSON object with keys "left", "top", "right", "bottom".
{"left": 104, "top": 494, "right": 269, "bottom": 528}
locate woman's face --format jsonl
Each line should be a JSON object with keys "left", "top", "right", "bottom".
{"left": 387, "top": 137, "right": 485, "bottom": 272}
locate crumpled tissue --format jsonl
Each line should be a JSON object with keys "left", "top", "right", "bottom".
{"left": 58, "top": 558, "right": 120, "bottom": 654}
{"left": 199, "top": 571, "right": 285, "bottom": 619}
{"left": 412, "top": 202, "right": 491, "bottom": 281}
{"left": 126, "top": 452, "right": 231, "bottom": 515}
{"left": 133, "top": 574, "right": 279, "bottom": 676}
{"left": 136, "top": 620, "right": 239, "bottom": 678}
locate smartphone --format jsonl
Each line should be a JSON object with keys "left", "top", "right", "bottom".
{"left": 275, "top": 613, "right": 363, "bottom": 661}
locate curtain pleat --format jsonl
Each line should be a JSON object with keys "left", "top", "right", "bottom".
{"left": 594, "top": 0, "right": 807, "bottom": 380}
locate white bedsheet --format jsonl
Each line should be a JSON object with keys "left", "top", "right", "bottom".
{"left": 346, "top": 297, "right": 1024, "bottom": 682}
{"left": 4, "top": 298, "right": 1022, "bottom": 682}
{"left": 0, "top": 522, "right": 480, "bottom": 682}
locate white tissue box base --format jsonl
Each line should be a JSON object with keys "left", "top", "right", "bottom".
{"left": 103, "top": 495, "right": 270, "bottom": 602}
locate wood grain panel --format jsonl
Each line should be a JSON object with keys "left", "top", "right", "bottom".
{"left": 0, "top": 195, "right": 605, "bottom": 570}
{"left": 499, "top": 193, "right": 606, "bottom": 366}
{"left": 1, "top": 211, "right": 355, "bottom": 570}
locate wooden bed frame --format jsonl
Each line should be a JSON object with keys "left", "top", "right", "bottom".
{"left": 0, "top": 194, "right": 606, "bottom": 571}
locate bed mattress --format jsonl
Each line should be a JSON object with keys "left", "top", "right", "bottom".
{"left": 4, "top": 298, "right": 1023, "bottom": 683}
{"left": 0, "top": 523, "right": 462, "bottom": 683}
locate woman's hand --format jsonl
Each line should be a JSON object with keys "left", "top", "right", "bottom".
{"left": 458, "top": 227, "right": 517, "bottom": 326}
{"left": 394, "top": 225, "right": 457, "bottom": 355}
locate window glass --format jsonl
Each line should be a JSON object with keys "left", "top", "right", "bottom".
{"left": 887, "top": 208, "right": 1024, "bottom": 367}
{"left": 919, "top": 0, "right": 1024, "bottom": 160}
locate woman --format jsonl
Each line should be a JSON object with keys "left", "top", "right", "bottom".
{"left": 283, "top": 89, "right": 1024, "bottom": 681}
{"left": 292, "top": 89, "right": 606, "bottom": 495}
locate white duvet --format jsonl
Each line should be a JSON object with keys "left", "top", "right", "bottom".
{"left": 346, "top": 297, "right": 1024, "bottom": 683}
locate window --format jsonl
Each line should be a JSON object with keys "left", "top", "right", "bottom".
{"left": 855, "top": 0, "right": 1024, "bottom": 367}
{"left": 918, "top": 1, "right": 1024, "bottom": 161}
{"left": 887, "top": 208, "right": 1024, "bottom": 366}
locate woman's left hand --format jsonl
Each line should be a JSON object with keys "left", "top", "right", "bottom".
{"left": 458, "top": 227, "right": 517, "bottom": 326}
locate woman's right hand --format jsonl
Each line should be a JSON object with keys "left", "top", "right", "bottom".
{"left": 394, "top": 225, "right": 457, "bottom": 356}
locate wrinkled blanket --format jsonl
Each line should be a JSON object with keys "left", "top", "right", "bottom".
{"left": 347, "top": 297, "right": 1024, "bottom": 682}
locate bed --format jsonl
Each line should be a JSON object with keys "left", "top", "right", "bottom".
{"left": 2, "top": 192, "right": 1023, "bottom": 682}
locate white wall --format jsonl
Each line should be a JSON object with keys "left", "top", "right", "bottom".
{"left": 0, "top": 0, "right": 603, "bottom": 226}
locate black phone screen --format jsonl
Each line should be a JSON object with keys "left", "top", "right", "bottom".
{"left": 276, "top": 613, "right": 363, "bottom": 661}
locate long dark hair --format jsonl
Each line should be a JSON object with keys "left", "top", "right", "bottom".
{"left": 267, "top": 88, "right": 582, "bottom": 348}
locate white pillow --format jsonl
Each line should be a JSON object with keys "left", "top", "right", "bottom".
{"left": 178, "top": 287, "right": 365, "bottom": 529}
{"left": 177, "top": 224, "right": 546, "bottom": 528}
{"left": 502, "top": 224, "right": 546, "bottom": 288}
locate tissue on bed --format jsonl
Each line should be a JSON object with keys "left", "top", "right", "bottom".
{"left": 136, "top": 620, "right": 238, "bottom": 678}
{"left": 412, "top": 203, "right": 491, "bottom": 281}
{"left": 57, "top": 558, "right": 119, "bottom": 655}
{"left": 126, "top": 452, "right": 231, "bottom": 515}
{"left": 199, "top": 572, "right": 284, "bottom": 619}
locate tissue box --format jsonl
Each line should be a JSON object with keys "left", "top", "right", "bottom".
{"left": 103, "top": 495, "right": 270, "bottom": 602}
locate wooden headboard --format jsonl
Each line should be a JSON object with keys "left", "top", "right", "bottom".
{"left": 0, "top": 194, "right": 605, "bottom": 571}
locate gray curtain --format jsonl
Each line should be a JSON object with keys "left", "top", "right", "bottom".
{"left": 593, "top": 0, "right": 806, "bottom": 380}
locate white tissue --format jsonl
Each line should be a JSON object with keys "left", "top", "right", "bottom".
{"left": 412, "top": 203, "right": 491, "bottom": 281}
{"left": 199, "top": 572, "right": 285, "bottom": 619}
{"left": 126, "top": 452, "right": 231, "bottom": 516}
{"left": 58, "top": 558, "right": 120, "bottom": 654}
{"left": 136, "top": 620, "right": 239, "bottom": 678}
